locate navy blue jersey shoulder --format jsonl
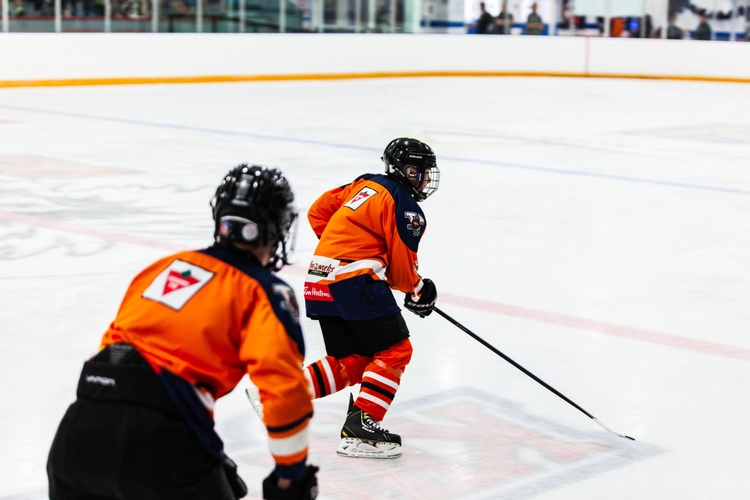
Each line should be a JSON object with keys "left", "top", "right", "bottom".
{"left": 357, "top": 173, "right": 426, "bottom": 252}
{"left": 200, "top": 245, "right": 305, "bottom": 356}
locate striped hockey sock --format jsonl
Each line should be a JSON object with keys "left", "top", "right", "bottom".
{"left": 357, "top": 368, "right": 400, "bottom": 422}
{"left": 304, "top": 356, "right": 347, "bottom": 399}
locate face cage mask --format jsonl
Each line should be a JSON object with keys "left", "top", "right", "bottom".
{"left": 405, "top": 165, "right": 440, "bottom": 201}
{"left": 267, "top": 211, "right": 299, "bottom": 272}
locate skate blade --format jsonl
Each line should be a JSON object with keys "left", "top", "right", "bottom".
{"left": 244, "top": 387, "right": 264, "bottom": 420}
{"left": 336, "top": 437, "right": 402, "bottom": 459}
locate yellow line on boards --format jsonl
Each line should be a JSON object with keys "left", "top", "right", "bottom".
{"left": 1, "top": 71, "right": 750, "bottom": 88}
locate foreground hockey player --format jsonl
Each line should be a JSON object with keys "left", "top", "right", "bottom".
{"left": 47, "top": 165, "right": 319, "bottom": 499}
{"left": 303, "top": 137, "right": 440, "bottom": 459}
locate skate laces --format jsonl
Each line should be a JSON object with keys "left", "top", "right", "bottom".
{"left": 362, "top": 412, "right": 389, "bottom": 434}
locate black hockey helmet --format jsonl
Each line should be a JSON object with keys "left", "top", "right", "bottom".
{"left": 382, "top": 137, "right": 440, "bottom": 201}
{"left": 211, "top": 164, "right": 298, "bottom": 271}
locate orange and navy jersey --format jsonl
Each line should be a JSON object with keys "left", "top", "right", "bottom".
{"left": 100, "top": 245, "right": 312, "bottom": 476}
{"left": 304, "top": 173, "right": 427, "bottom": 321}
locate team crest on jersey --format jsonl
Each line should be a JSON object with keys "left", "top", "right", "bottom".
{"left": 142, "top": 259, "right": 214, "bottom": 310}
{"left": 344, "top": 187, "right": 378, "bottom": 210}
{"left": 404, "top": 211, "right": 424, "bottom": 237}
{"left": 273, "top": 283, "right": 300, "bottom": 323}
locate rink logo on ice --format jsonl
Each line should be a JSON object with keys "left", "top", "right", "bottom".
{"left": 226, "top": 388, "right": 659, "bottom": 499}
{"left": 142, "top": 259, "right": 214, "bottom": 310}
{"left": 0, "top": 154, "right": 133, "bottom": 178}
{"left": 382, "top": 388, "right": 659, "bottom": 499}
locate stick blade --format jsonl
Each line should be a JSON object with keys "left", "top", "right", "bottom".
{"left": 592, "top": 417, "right": 635, "bottom": 441}
{"left": 244, "top": 386, "right": 264, "bottom": 420}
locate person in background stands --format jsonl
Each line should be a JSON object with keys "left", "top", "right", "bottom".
{"left": 495, "top": 0, "right": 514, "bottom": 35}
{"left": 11, "top": 0, "right": 24, "bottom": 15}
{"left": 630, "top": 14, "right": 653, "bottom": 38}
{"left": 474, "top": 2, "right": 495, "bottom": 34}
{"left": 667, "top": 14, "right": 684, "bottom": 39}
{"left": 525, "top": 2, "right": 544, "bottom": 35}
{"left": 693, "top": 13, "right": 712, "bottom": 40}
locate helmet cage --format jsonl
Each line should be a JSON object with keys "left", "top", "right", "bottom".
{"left": 402, "top": 163, "right": 440, "bottom": 201}
{"left": 382, "top": 138, "right": 439, "bottom": 201}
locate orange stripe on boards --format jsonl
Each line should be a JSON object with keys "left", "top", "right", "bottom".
{"left": 2, "top": 71, "right": 750, "bottom": 88}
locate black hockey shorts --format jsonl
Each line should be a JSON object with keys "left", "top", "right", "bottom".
{"left": 47, "top": 348, "right": 237, "bottom": 500}
{"left": 318, "top": 312, "right": 410, "bottom": 359}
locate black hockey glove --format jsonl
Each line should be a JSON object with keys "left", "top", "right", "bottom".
{"left": 222, "top": 455, "right": 248, "bottom": 499}
{"left": 404, "top": 278, "right": 437, "bottom": 318}
{"left": 262, "top": 465, "right": 319, "bottom": 500}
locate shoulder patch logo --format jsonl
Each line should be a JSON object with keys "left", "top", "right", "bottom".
{"left": 142, "top": 259, "right": 214, "bottom": 310}
{"left": 404, "top": 211, "right": 425, "bottom": 237}
{"left": 345, "top": 186, "right": 378, "bottom": 211}
{"left": 273, "top": 283, "right": 300, "bottom": 323}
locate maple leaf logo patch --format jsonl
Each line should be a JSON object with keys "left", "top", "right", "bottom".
{"left": 143, "top": 259, "right": 214, "bottom": 310}
{"left": 163, "top": 269, "right": 200, "bottom": 295}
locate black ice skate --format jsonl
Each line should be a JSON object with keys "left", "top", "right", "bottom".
{"left": 337, "top": 394, "right": 402, "bottom": 459}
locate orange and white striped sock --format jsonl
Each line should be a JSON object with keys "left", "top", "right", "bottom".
{"left": 357, "top": 367, "right": 401, "bottom": 422}
{"left": 304, "top": 356, "right": 346, "bottom": 399}
{"left": 354, "top": 339, "right": 413, "bottom": 421}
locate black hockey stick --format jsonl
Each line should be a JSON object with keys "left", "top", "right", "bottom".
{"left": 434, "top": 306, "right": 635, "bottom": 441}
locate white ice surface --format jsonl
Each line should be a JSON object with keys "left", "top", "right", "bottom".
{"left": 1, "top": 76, "right": 749, "bottom": 499}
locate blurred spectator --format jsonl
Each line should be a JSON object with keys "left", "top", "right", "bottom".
{"left": 525, "top": 2, "right": 543, "bottom": 35}
{"left": 560, "top": 0, "right": 586, "bottom": 32}
{"left": 87, "top": 0, "right": 104, "bottom": 15}
{"left": 473, "top": 2, "right": 495, "bottom": 35}
{"left": 28, "top": 0, "right": 47, "bottom": 16}
{"left": 61, "top": 0, "right": 77, "bottom": 17}
{"left": 667, "top": 14, "right": 684, "bottom": 39}
{"left": 630, "top": 14, "right": 653, "bottom": 38}
{"left": 169, "top": 0, "right": 196, "bottom": 14}
{"left": 693, "top": 13, "right": 711, "bottom": 40}
{"left": 495, "top": 0, "right": 513, "bottom": 35}
{"left": 12, "top": 0, "right": 24, "bottom": 15}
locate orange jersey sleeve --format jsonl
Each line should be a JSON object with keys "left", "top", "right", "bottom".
{"left": 308, "top": 184, "right": 349, "bottom": 238}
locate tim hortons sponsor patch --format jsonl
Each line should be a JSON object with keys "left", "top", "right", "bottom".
{"left": 303, "top": 282, "right": 334, "bottom": 301}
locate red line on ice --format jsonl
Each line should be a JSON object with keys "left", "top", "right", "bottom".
{"left": 438, "top": 292, "right": 750, "bottom": 362}
{"left": 3, "top": 210, "right": 748, "bottom": 361}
